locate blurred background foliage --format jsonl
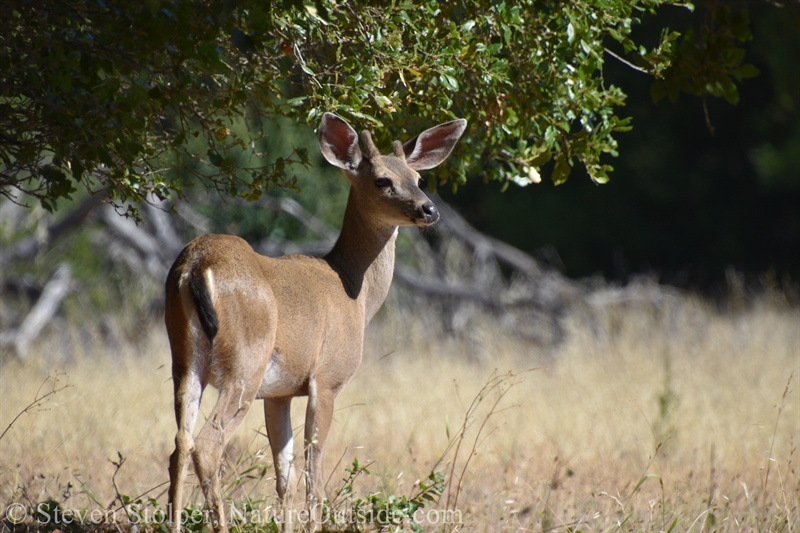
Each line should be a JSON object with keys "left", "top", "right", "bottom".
{"left": 442, "top": 3, "right": 800, "bottom": 288}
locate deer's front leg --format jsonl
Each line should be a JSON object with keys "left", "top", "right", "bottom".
{"left": 264, "top": 397, "right": 296, "bottom": 531}
{"left": 303, "top": 381, "right": 335, "bottom": 530}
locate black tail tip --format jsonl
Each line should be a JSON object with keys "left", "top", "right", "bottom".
{"left": 189, "top": 268, "right": 219, "bottom": 341}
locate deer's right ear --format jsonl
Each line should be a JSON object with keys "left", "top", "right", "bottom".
{"left": 319, "top": 113, "right": 362, "bottom": 171}
{"left": 403, "top": 118, "right": 467, "bottom": 171}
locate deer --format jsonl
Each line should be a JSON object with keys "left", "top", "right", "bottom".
{"left": 164, "top": 112, "right": 467, "bottom": 533}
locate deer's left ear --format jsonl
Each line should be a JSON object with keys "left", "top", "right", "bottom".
{"left": 403, "top": 119, "right": 467, "bottom": 171}
{"left": 319, "top": 112, "right": 363, "bottom": 171}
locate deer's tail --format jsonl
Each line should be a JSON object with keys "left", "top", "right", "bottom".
{"left": 189, "top": 266, "right": 219, "bottom": 342}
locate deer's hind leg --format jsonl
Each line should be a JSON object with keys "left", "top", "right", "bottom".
{"left": 190, "top": 351, "right": 269, "bottom": 533}
{"left": 191, "top": 386, "right": 251, "bottom": 532}
{"left": 192, "top": 316, "right": 275, "bottom": 533}
{"left": 168, "top": 364, "right": 203, "bottom": 533}
{"left": 166, "top": 299, "right": 207, "bottom": 533}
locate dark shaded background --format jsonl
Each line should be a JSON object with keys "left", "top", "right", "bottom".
{"left": 443, "top": 5, "right": 799, "bottom": 291}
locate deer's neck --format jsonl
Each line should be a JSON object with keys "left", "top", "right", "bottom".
{"left": 325, "top": 188, "right": 397, "bottom": 325}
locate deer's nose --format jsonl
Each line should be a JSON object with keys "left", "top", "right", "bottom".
{"left": 421, "top": 202, "right": 440, "bottom": 223}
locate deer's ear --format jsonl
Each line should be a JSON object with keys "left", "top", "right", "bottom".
{"left": 319, "top": 113, "right": 362, "bottom": 171}
{"left": 403, "top": 119, "right": 467, "bottom": 171}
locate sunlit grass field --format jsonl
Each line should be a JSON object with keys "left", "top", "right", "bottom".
{"left": 1, "top": 292, "right": 798, "bottom": 532}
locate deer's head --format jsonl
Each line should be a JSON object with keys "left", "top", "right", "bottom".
{"left": 319, "top": 113, "right": 467, "bottom": 228}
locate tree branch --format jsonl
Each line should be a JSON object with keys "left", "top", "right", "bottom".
{"left": 0, "top": 193, "right": 105, "bottom": 268}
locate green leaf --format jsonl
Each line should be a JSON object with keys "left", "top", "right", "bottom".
{"left": 373, "top": 94, "right": 392, "bottom": 109}
{"left": 551, "top": 155, "right": 571, "bottom": 185}
{"left": 719, "top": 77, "right": 739, "bottom": 105}
{"left": 70, "top": 154, "right": 85, "bottom": 181}
{"left": 98, "top": 147, "right": 114, "bottom": 167}
{"left": 531, "top": 151, "right": 552, "bottom": 167}
{"left": 348, "top": 111, "right": 382, "bottom": 126}
{"left": 735, "top": 64, "right": 759, "bottom": 79}
{"left": 440, "top": 73, "right": 459, "bottom": 91}
{"left": 208, "top": 150, "right": 224, "bottom": 167}
{"left": 544, "top": 126, "right": 558, "bottom": 148}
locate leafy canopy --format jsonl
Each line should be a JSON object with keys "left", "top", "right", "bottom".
{"left": 0, "top": 0, "right": 759, "bottom": 215}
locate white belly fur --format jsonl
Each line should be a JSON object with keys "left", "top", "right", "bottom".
{"left": 257, "top": 350, "right": 300, "bottom": 398}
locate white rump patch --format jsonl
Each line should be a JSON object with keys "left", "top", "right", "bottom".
{"left": 204, "top": 268, "right": 216, "bottom": 302}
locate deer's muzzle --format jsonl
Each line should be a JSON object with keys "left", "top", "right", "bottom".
{"left": 415, "top": 202, "right": 440, "bottom": 226}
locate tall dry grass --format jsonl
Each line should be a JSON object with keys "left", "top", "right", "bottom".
{"left": 1, "top": 292, "right": 797, "bottom": 531}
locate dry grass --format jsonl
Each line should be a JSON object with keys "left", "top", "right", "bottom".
{"left": 1, "top": 293, "right": 798, "bottom": 532}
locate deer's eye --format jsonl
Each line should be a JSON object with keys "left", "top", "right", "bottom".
{"left": 418, "top": 177, "right": 428, "bottom": 190}
{"left": 374, "top": 177, "right": 392, "bottom": 188}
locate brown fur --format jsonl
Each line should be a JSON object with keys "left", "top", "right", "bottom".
{"left": 165, "top": 113, "right": 466, "bottom": 533}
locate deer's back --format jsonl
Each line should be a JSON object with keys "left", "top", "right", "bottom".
{"left": 167, "top": 234, "right": 365, "bottom": 395}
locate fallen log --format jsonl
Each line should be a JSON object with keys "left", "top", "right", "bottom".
{"left": 0, "top": 264, "right": 73, "bottom": 359}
